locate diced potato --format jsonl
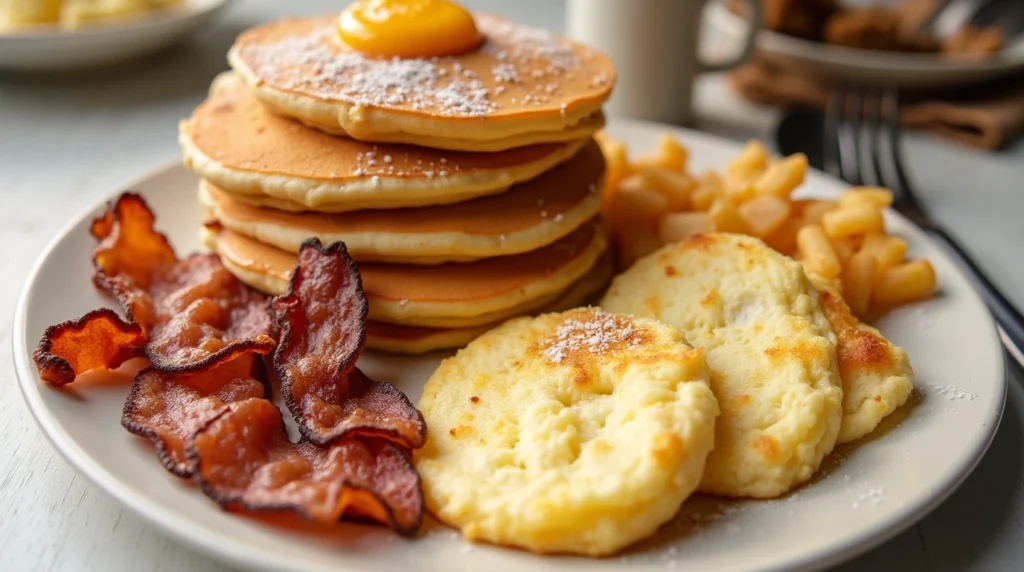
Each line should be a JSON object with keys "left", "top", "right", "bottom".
{"left": 821, "top": 204, "right": 885, "bottom": 238}
{"left": 797, "top": 225, "right": 842, "bottom": 279}
{"left": 738, "top": 195, "right": 791, "bottom": 238}
{"left": 599, "top": 137, "right": 631, "bottom": 200}
{"left": 616, "top": 226, "right": 664, "bottom": 270}
{"left": 830, "top": 237, "right": 856, "bottom": 267}
{"left": 709, "top": 199, "right": 748, "bottom": 234}
{"left": 859, "top": 234, "right": 908, "bottom": 270}
{"left": 873, "top": 259, "right": 937, "bottom": 306}
{"left": 843, "top": 250, "right": 876, "bottom": 317}
{"left": 727, "top": 140, "right": 770, "bottom": 180}
{"left": 690, "top": 189, "right": 717, "bottom": 211}
{"left": 753, "top": 153, "right": 808, "bottom": 198}
{"left": 840, "top": 187, "right": 895, "bottom": 209}
{"left": 655, "top": 133, "right": 689, "bottom": 173}
{"left": 636, "top": 166, "right": 695, "bottom": 210}
{"left": 631, "top": 134, "right": 689, "bottom": 173}
{"left": 689, "top": 171, "right": 723, "bottom": 211}
{"left": 764, "top": 216, "right": 803, "bottom": 255}
{"left": 602, "top": 183, "right": 669, "bottom": 235}
{"left": 723, "top": 173, "right": 757, "bottom": 203}
{"left": 599, "top": 130, "right": 937, "bottom": 315}
{"left": 796, "top": 199, "right": 839, "bottom": 225}
{"left": 658, "top": 212, "right": 713, "bottom": 244}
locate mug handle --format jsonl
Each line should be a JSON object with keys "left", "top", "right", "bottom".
{"left": 699, "top": 0, "right": 763, "bottom": 72}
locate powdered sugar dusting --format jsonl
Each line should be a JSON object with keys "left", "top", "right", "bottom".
{"left": 244, "top": 29, "right": 495, "bottom": 116}
{"left": 927, "top": 382, "right": 979, "bottom": 401}
{"left": 237, "top": 14, "right": 605, "bottom": 117}
{"left": 851, "top": 487, "right": 885, "bottom": 509}
{"left": 348, "top": 145, "right": 462, "bottom": 178}
{"left": 542, "top": 309, "right": 644, "bottom": 364}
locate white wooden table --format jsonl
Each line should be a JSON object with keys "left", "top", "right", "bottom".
{"left": 2, "top": 1, "right": 1022, "bottom": 570}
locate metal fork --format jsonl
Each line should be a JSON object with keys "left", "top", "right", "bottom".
{"left": 825, "top": 89, "right": 1024, "bottom": 367}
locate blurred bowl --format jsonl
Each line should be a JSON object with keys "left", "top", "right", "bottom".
{"left": 0, "top": 0, "right": 231, "bottom": 72}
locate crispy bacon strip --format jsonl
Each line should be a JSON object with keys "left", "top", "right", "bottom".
{"left": 188, "top": 398, "right": 424, "bottom": 536}
{"left": 33, "top": 194, "right": 276, "bottom": 386}
{"left": 33, "top": 308, "right": 146, "bottom": 386}
{"left": 89, "top": 193, "right": 276, "bottom": 373}
{"left": 36, "top": 195, "right": 427, "bottom": 535}
{"left": 272, "top": 239, "right": 426, "bottom": 449}
{"left": 122, "top": 355, "right": 268, "bottom": 477}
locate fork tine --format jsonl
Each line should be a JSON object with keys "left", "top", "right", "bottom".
{"left": 860, "top": 91, "right": 882, "bottom": 188}
{"left": 824, "top": 91, "right": 843, "bottom": 180}
{"left": 837, "top": 91, "right": 862, "bottom": 186}
{"left": 881, "top": 90, "right": 914, "bottom": 201}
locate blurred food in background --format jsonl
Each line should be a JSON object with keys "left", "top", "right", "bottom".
{"left": 727, "top": 0, "right": 1003, "bottom": 58}
{"left": 1, "top": 0, "right": 184, "bottom": 31}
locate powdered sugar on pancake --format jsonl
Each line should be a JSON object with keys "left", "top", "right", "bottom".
{"left": 233, "top": 14, "right": 609, "bottom": 118}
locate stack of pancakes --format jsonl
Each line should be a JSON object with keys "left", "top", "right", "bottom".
{"left": 180, "top": 14, "right": 616, "bottom": 353}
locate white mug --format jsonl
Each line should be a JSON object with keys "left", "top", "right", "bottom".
{"left": 566, "top": 0, "right": 762, "bottom": 126}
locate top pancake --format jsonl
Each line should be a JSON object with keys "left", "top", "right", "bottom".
{"left": 181, "top": 74, "right": 587, "bottom": 212}
{"left": 228, "top": 14, "right": 615, "bottom": 151}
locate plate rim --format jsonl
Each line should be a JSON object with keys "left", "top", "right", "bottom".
{"left": 12, "top": 118, "right": 1008, "bottom": 572}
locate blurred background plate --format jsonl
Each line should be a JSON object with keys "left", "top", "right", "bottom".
{"left": 0, "top": 0, "right": 231, "bottom": 72}
{"left": 707, "top": 0, "right": 1024, "bottom": 88}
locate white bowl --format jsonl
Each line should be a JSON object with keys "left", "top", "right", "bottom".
{"left": 0, "top": 0, "right": 231, "bottom": 72}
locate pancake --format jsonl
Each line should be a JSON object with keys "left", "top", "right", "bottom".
{"left": 228, "top": 14, "right": 615, "bottom": 151}
{"left": 203, "top": 221, "right": 608, "bottom": 327}
{"left": 180, "top": 74, "right": 588, "bottom": 212}
{"left": 365, "top": 253, "right": 613, "bottom": 354}
{"left": 413, "top": 307, "right": 718, "bottom": 556}
{"left": 601, "top": 234, "right": 843, "bottom": 499}
{"left": 197, "top": 141, "right": 604, "bottom": 263}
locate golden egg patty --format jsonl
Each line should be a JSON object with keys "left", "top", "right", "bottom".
{"left": 601, "top": 233, "right": 844, "bottom": 499}
{"left": 807, "top": 273, "right": 914, "bottom": 444}
{"left": 414, "top": 307, "right": 719, "bottom": 556}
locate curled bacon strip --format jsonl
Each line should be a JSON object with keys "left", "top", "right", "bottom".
{"left": 34, "top": 193, "right": 427, "bottom": 535}
{"left": 121, "top": 355, "right": 268, "bottom": 477}
{"left": 33, "top": 193, "right": 276, "bottom": 386}
{"left": 90, "top": 193, "right": 276, "bottom": 373}
{"left": 34, "top": 309, "right": 145, "bottom": 386}
{"left": 188, "top": 398, "right": 424, "bottom": 536}
{"left": 272, "top": 239, "right": 426, "bottom": 449}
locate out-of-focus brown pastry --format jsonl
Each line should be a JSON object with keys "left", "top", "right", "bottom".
{"left": 727, "top": 0, "right": 839, "bottom": 41}
{"left": 766, "top": 0, "right": 840, "bottom": 41}
{"left": 726, "top": 0, "right": 1003, "bottom": 59}
{"left": 824, "top": 7, "right": 937, "bottom": 52}
{"left": 943, "top": 24, "right": 1005, "bottom": 59}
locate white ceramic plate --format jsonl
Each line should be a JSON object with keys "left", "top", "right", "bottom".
{"left": 0, "top": 0, "right": 230, "bottom": 72}
{"left": 707, "top": 1, "right": 1024, "bottom": 88}
{"left": 14, "top": 119, "right": 1006, "bottom": 572}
